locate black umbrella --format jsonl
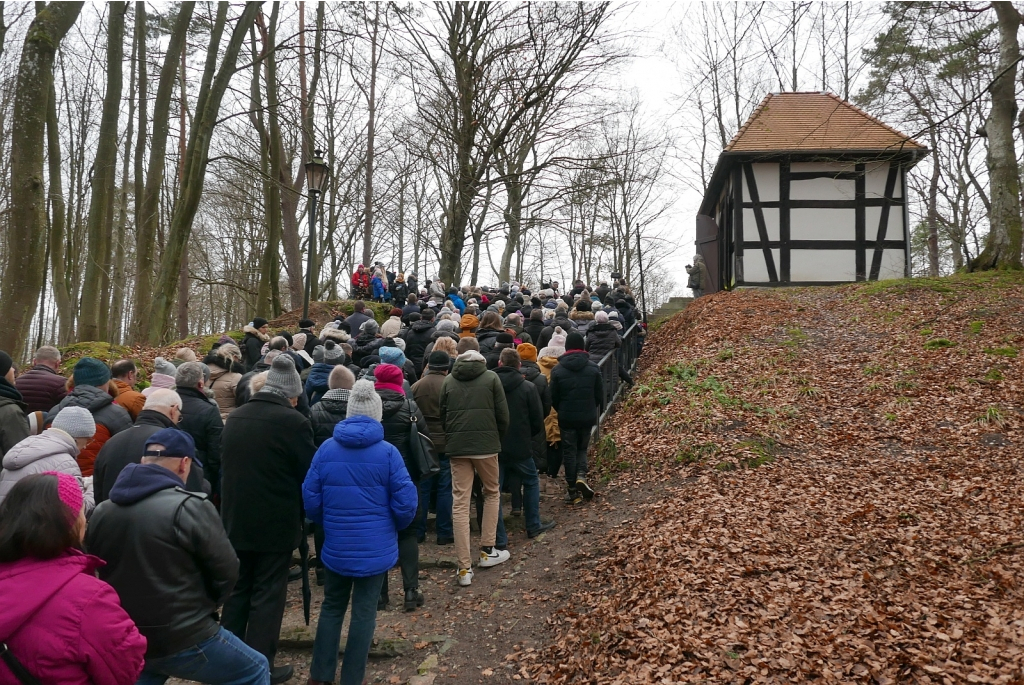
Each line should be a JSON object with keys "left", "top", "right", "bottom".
{"left": 299, "top": 517, "right": 311, "bottom": 625}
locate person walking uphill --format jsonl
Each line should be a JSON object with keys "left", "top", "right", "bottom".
{"left": 242, "top": 318, "right": 271, "bottom": 372}
{"left": 220, "top": 355, "right": 316, "bottom": 685}
{"left": 302, "top": 380, "right": 418, "bottom": 685}
{"left": 0, "top": 351, "right": 29, "bottom": 460}
{"left": 87, "top": 428, "right": 269, "bottom": 685}
{"left": 0, "top": 472, "right": 147, "bottom": 685}
{"left": 14, "top": 345, "right": 67, "bottom": 413}
{"left": 411, "top": 351, "right": 454, "bottom": 546}
{"left": 439, "top": 349, "right": 510, "bottom": 586}
{"left": 46, "top": 357, "right": 133, "bottom": 477}
{"left": 549, "top": 332, "right": 604, "bottom": 505}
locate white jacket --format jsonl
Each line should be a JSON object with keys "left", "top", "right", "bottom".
{"left": 0, "top": 428, "right": 94, "bottom": 513}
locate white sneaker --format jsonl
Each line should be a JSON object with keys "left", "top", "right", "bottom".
{"left": 479, "top": 547, "right": 511, "bottom": 568}
{"left": 457, "top": 568, "right": 474, "bottom": 586}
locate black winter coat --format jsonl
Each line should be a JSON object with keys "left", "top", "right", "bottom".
{"left": 585, "top": 322, "right": 621, "bottom": 361}
{"left": 176, "top": 387, "right": 223, "bottom": 495}
{"left": 549, "top": 350, "right": 604, "bottom": 428}
{"left": 475, "top": 328, "right": 502, "bottom": 354}
{"left": 86, "top": 464, "right": 237, "bottom": 659}
{"left": 344, "top": 311, "right": 372, "bottom": 335}
{"left": 523, "top": 320, "right": 546, "bottom": 344}
{"left": 298, "top": 328, "right": 319, "bottom": 355}
{"left": 241, "top": 327, "right": 266, "bottom": 372}
{"left": 14, "top": 365, "right": 68, "bottom": 414}
{"left": 537, "top": 317, "right": 576, "bottom": 349}
{"left": 220, "top": 392, "right": 316, "bottom": 553}
{"left": 352, "top": 333, "right": 387, "bottom": 365}
{"left": 93, "top": 410, "right": 209, "bottom": 504}
{"left": 495, "top": 367, "right": 544, "bottom": 464}
{"left": 402, "top": 320, "right": 436, "bottom": 369}
{"left": 309, "top": 389, "right": 349, "bottom": 447}
{"left": 378, "top": 388, "right": 429, "bottom": 479}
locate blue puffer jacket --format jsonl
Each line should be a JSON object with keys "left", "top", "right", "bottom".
{"left": 305, "top": 363, "right": 334, "bottom": 405}
{"left": 302, "top": 415, "right": 418, "bottom": 577}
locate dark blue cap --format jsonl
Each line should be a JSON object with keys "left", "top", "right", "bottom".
{"left": 144, "top": 428, "right": 201, "bottom": 467}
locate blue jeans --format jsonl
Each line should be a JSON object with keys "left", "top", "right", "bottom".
{"left": 136, "top": 627, "right": 269, "bottom": 685}
{"left": 414, "top": 453, "right": 452, "bottom": 540}
{"left": 495, "top": 459, "right": 541, "bottom": 548}
{"left": 311, "top": 569, "right": 386, "bottom": 685}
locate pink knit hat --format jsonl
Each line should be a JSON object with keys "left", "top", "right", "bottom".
{"left": 43, "top": 471, "right": 84, "bottom": 521}
{"left": 373, "top": 363, "right": 406, "bottom": 394}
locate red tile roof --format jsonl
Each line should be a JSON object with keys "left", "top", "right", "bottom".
{"left": 725, "top": 92, "right": 925, "bottom": 153}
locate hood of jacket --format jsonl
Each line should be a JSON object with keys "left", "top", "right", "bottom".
{"left": 62, "top": 384, "right": 115, "bottom": 412}
{"left": 538, "top": 356, "right": 560, "bottom": 376}
{"left": 0, "top": 551, "right": 103, "bottom": 642}
{"left": 521, "top": 361, "right": 542, "bottom": 382}
{"left": 378, "top": 388, "right": 407, "bottom": 420}
{"left": 2, "top": 429, "right": 78, "bottom": 470}
{"left": 431, "top": 330, "right": 459, "bottom": 342}
{"left": 590, "top": 322, "right": 616, "bottom": 334}
{"left": 333, "top": 414, "right": 385, "bottom": 448}
{"left": 108, "top": 462, "right": 185, "bottom": 505}
{"left": 495, "top": 365, "right": 525, "bottom": 393}
{"left": 243, "top": 325, "right": 270, "bottom": 342}
{"left": 451, "top": 351, "right": 487, "bottom": 381}
{"left": 318, "top": 388, "right": 349, "bottom": 413}
{"left": 570, "top": 310, "right": 595, "bottom": 322}
{"left": 558, "top": 349, "right": 592, "bottom": 372}
{"left": 410, "top": 319, "right": 435, "bottom": 334}
{"left": 0, "top": 378, "right": 26, "bottom": 407}
{"left": 321, "top": 327, "right": 351, "bottom": 343}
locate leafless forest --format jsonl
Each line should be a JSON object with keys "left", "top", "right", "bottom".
{"left": 0, "top": 2, "right": 1020, "bottom": 361}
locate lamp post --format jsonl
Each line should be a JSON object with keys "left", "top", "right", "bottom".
{"left": 303, "top": 149, "right": 329, "bottom": 320}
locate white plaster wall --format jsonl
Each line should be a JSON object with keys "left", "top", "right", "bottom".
{"left": 742, "top": 164, "right": 780, "bottom": 202}
{"left": 741, "top": 249, "right": 781, "bottom": 283}
{"left": 865, "top": 163, "right": 902, "bottom": 198}
{"left": 790, "top": 162, "right": 855, "bottom": 173}
{"left": 791, "top": 207, "right": 856, "bottom": 241}
{"left": 743, "top": 208, "right": 780, "bottom": 242}
{"left": 878, "top": 249, "right": 907, "bottom": 280}
{"left": 863, "top": 205, "right": 905, "bottom": 242}
{"left": 790, "top": 250, "right": 857, "bottom": 281}
{"left": 790, "top": 177, "right": 855, "bottom": 200}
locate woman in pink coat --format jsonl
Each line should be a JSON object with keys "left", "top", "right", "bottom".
{"left": 0, "top": 472, "right": 146, "bottom": 685}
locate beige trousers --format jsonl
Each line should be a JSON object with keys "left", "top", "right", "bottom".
{"left": 450, "top": 454, "right": 500, "bottom": 570}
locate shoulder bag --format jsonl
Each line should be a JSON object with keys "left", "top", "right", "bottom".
{"left": 0, "top": 643, "right": 42, "bottom": 685}
{"left": 406, "top": 399, "right": 440, "bottom": 482}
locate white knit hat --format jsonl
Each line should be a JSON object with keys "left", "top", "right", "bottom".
{"left": 51, "top": 406, "right": 97, "bottom": 439}
{"left": 346, "top": 379, "right": 383, "bottom": 421}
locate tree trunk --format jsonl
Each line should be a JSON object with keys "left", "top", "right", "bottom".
{"left": 0, "top": 1, "right": 84, "bottom": 361}
{"left": 363, "top": 3, "right": 380, "bottom": 267}
{"left": 78, "top": 1, "right": 124, "bottom": 342}
{"left": 973, "top": 1, "right": 1023, "bottom": 271}
{"left": 131, "top": 2, "right": 193, "bottom": 343}
{"left": 251, "top": 23, "right": 276, "bottom": 319}
{"left": 108, "top": 2, "right": 139, "bottom": 344}
{"left": 926, "top": 129, "right": 940, "bottom": 276}
{"left": 176, "top": 35, "right": 189, "bottom": 339}
{"left": 131, "top": 0, "right": 147, "bottom": 334}
{"left": 499, "top": 174, "right": 524, "bottom": 284}
{"left": 148, "top": 2, "right": 261, "bottom": 343}
{"left": 46, "top": 82, "right": 74, "bottom": 344}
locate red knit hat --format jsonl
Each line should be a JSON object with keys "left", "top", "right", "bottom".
{"left": 44, "top": 471, "right": 83, "bottom": 522}
{"left": 373, "top": 363, "right": 406, "bottom": 394}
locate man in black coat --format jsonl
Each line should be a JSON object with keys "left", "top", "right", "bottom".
{"left": 343, "top": 300, "right": 373, "bottom": 336}
{"left": 87, "top": 428, "right": 269, "bottom": 683}
{"left": 175, "top": 362, "right": 224, "bottom": 496}
{"left": 549, "top": 332, "right": 604, "bottom": 505}
{"left": 93, "top": 389, "right": 209, "bottom": 504}
{"left": 493, "top": 349, "right": 552, "bottom": 546}
{"left": 297, "top": 319, "right": 319, "bottom": 356}
{"left": 220, "top": 355, "right": 316, "bottom": 684}
{"left": 402, "top": 310, "right": 436, "bottom": 370}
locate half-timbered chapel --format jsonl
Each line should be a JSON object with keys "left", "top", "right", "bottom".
{"left": 695, "top": 92, "right": 929, "bottom": 293}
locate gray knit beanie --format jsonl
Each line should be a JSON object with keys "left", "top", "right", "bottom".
{"left": 154, "top": 357, "right": 177, "bottom": 377}
{"left": 312, "top": 345, "right": 325, "bottom": 363}
{"left": 52, "top": 406, "right": 97, "bottom": 439}
{"left": 346, "top": 379, "right": 383, "bottom": 421}
{"left": 261, "top": 355, "right": 303, "bottom": 398}
{"left": 360, "top": 319, "right": 379, "bottom": 335}
{"left": 324, "top": 340, "right": 345, "bottom": 363}
{"left": 436, "top": 319, "right": 455, "bottom": 333}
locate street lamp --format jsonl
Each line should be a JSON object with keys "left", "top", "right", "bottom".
{"left": 303, "top": 149, "right": 330, "bottom": 320}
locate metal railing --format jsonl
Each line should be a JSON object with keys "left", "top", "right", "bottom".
{"left": 593, "top": 321, "right": 641, "bottom": 440}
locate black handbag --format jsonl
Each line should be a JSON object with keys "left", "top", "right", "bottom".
{"left": 0, "top": 643, "right": 42, "bottom": 685}
{"left": 406, "top": 399, "right": 440, "bottom": 482}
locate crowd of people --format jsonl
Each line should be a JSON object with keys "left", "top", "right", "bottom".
{"left": 0, "top": 276, "right": 643, "bottom": 685}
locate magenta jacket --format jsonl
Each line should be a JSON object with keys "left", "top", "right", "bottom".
{"left": 0, "top": 551, "right": 146, "bottom": 685}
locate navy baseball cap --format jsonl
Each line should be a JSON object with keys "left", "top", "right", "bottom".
{"left": 144, "top": 428, "right": 201, "bottom": 467}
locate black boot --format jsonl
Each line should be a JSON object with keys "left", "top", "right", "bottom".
{"left": 404, "top": 588, "right": 424, "bottom": 612}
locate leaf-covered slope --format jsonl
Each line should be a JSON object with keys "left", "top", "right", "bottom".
{"left": 532, "top": 272, "right": 1023, "bottom": 684}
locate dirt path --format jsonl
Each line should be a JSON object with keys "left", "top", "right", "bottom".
{"left": 264, "top": 474, "right": 673, "bottom": 685}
